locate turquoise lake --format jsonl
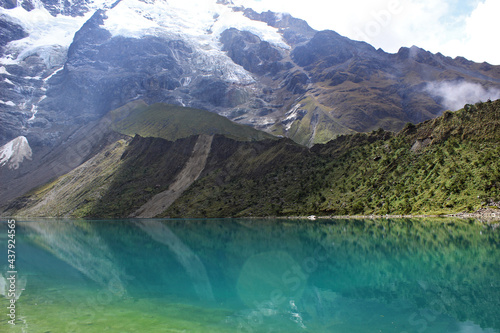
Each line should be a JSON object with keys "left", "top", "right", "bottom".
{"left": 1, "top": 218, "right": 499, "bottom": 332}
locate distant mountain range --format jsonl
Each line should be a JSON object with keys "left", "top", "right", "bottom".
{"left": 1, "top": 0, "right": 499, "bottom": 215}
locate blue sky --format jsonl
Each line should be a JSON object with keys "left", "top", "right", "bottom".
{"left": 235, "top": 0, "right": 499, "bottom": 65}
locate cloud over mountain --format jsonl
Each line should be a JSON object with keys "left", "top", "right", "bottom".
{"left": 426, "top": 81, "right": 500, "bottom": 111}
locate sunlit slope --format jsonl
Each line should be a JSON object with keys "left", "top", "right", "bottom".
{"left": 109, "top": 100, "right": 276, "bottom": 142}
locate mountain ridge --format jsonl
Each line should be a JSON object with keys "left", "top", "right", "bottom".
{"left": 3, "top": 99, "right": 499, "bottom": 218}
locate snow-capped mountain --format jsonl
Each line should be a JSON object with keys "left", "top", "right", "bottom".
{"left": 0, "top": 0, "right": 307, "bottom": 147}
{"left": 1, "top": 0, "right": 500, "bottom": 158}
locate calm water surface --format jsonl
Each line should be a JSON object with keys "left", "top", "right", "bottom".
{"left": 0, "top": 218, "right": 499, "bottom": 332}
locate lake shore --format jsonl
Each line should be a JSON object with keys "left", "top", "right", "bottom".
{"left": 2, "top": 208, "right": 500, "bottom": 221}
{"left": 281, "top": 207, "right": 500, "bottom": 221}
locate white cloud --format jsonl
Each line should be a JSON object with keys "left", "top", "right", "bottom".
{"left": 236, "top": 0, "right": 499, "bottom": 65}
{"left": 419, "top": 0, "right": 500, "bottom": 64}
{"left": 426, "top": 81, "right": 500, "bottom": 111}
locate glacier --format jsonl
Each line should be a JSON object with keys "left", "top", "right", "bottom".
{"left": 0, "top": 6, "right": 91, "bottom": 66}
{"left": 0, "top": 0, "right": 290, "bottom": 68}
{"left": 101, "top": 0, "right": 289, "bottom": 83}
{"left": 103, "top": 0, "right": 288, "bottom": 48}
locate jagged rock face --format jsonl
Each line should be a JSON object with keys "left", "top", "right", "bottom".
{"left": 220, "top": 28, "right": 285, "bottom": 76}
{"left": 0, "top": 0, "right": 16, "bottom": 10}
{"left": 44, "top": 11, "right": 189, "bottom": 124}
{"left": 292, "top": 30, "right": 359, "bottom": 68}
{"left": 241, "top": 8, "right": 316, "bottom": 45}
{"left": 0, "top": 18, "right": 27, "bottom": 52}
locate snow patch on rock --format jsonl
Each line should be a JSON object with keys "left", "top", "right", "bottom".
{"left": 0, "top": 6, "right": 91, "bottom": 66}
{"left": 283, "top": 103, "right": 303, "bottom": 130}
{"left": 0, "top": 136, "right": 33, "bottom": 169}
{"left": 0, "top": 100, "right": 16, "bottom": 106}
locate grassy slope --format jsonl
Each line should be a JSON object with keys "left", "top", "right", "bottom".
{"left": 5, "top": 136, "right": 200, "bottom": 218}
{"left": 7, "top": 100, "right": 499, "bottom": 218}
{"left": 164, "top": 100, "right": 500, "bottom": 217}
{"left": 4, "top": 139, "right": 130, "bottom": 217}
{"left": 110, "top": 100, "right": 276, "bottom": 142}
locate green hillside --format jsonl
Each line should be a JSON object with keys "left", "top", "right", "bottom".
{"left": 4, "top": 100, "right": 499, "bottom": 218}
{"left": 164, "top": 100, "right": 500, "bottom": 217}
{"left": 109, "top": 100, "right": 276, "bottom": 142}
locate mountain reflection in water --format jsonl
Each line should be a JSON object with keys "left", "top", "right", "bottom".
{"left": 1, "top": 218, "right": 498, "bottom": 332}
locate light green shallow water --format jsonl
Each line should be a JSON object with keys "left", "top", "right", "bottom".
{"left": 0, "top": 218, "right": 499, "bottom": 332}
